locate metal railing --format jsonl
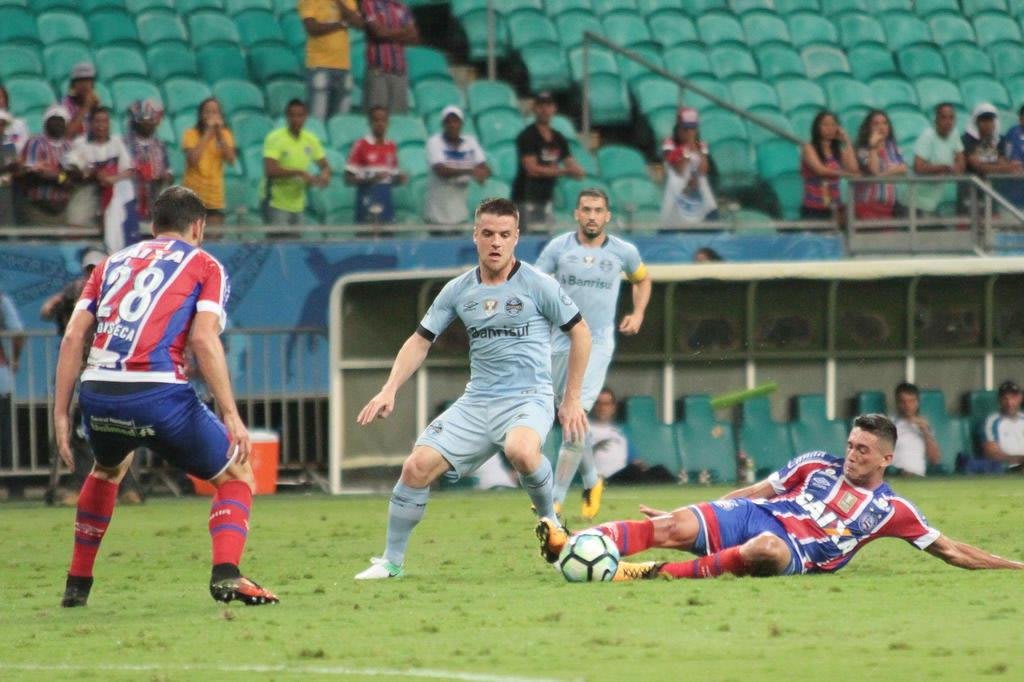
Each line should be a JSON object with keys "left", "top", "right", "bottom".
{"left": 0, "top": 327, "right": 328, "bottom": 481}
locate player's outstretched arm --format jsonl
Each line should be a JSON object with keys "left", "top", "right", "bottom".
{"left": 190, "top": 311, "right": 251, "bottom": 464}
{"left": 558, "top": 319, "right": 591, "bottom": 443}
{"left": 357, "top": 332, "right": 432, "bottom": 425}
{"left": 53, "top": 309, "right": 95, "bottom": 471}
{"left": 925, "top": 534, "right": 1024, "bottom": 570}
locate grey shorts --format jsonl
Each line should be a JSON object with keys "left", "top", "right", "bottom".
{"left": 416, "top": 393, "right": 554, "bottom": 480}
{"left": 364, "top": 69, "right": 409, "bottom": 114}
{"left": 551, "top": 345, "right": 613, "bottom": 411}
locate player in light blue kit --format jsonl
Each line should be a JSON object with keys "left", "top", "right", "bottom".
{"left": 354, "top": 197, "right": 592, "bottom": 579}
{"left": 535, "top": 188, "right": 650, "bottom": 520}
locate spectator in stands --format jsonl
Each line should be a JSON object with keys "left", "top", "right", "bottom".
{"left": 63, "top": 107, "right": 134, "bottom": 229}
{"left": 959, "top": 103, "right": 1023, "bottom": 214}
{"left": 853, "top": 109, "right": 907, "bottom": 220}
{"left": 345, "top": 105, "right": 406, "bottom": 225}
{"left": 800, "top": 110, "right": 858, "bottom": 220}
{"left": 980, "top": 380, "right": 1024, "bottom": 471}
{"left": 511, "top": 92, "right": 584, "bottom": 231}
{"left": 0, "top": 111, "right": 19, "bottom": 226}
{"left": 0, "top": 85, "right": 31, "bottom": 155}
{"left": 590, "top": 387, "right": 630, "bottom": 480}
{"left": 660, "top": 107, "right": 718, "bottom": 227}
{"left": 182, "top": 98, "right": 237, "bottom": 226}
{"left": 361, "top": 0, "right": 419, "bottom": 115}
{"left": 301, "top": 0, "right": 363, "bottom": 120}
{"left": 693, "top": 246, "right": 723, "bottom": 262}
{"left": 0, "top": 288, "right": 24, "bottom": 470}
{"left": 889, "top": 382, "right": 941, "bottom": 477}
{"left": 998, "top": 104, "right": 1024, "bottom": 207}
{"left": 424, "top": 105, "right": 490, "bottom": 226}
{"left": 15, "top": 105, "right": 74, "bottom": 227}
{"left": 62, "top": 63, "right": 100, "bottom": 140}
{"left": 262, "top": 99, "right": 330, "bottom": 227}
{"left": 912, "top": 103, "right": 965, "bottom": 216}
{"left": 124, "top": 100, "right": 172, "bottom": 229}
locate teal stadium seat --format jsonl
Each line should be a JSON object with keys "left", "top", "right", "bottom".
{"left": 756, "top": 44, "right": 806, "bottom": 80}
{"left": 775, "top": 77, "right": 826, "bottom": 114}
{"left": 188, "top": 12, "right": 241, "bottom": 47}
{"left": 596, "top": 145, "right": 648, "bottom": 182}
{"left": 821, "top": 0, "right": 868, "bottom": 15}
{"left": 633, "top": 76, "right": 680, "bottom": 115}
{"left": 887, "top": 110, "right": 929, "bottom": 148}
{"left": 914, "top": 77, "right": 963, "bottom": 113}
{"left": 770, "top": 171, "right": 804, "bottom": 219}
{"left": 709, "top": 45, "right": 759, "bottom": 81}
{"left": 602, "top": 12, "right": 657, "bottom": 51}
{"left": 710, "top": 138, "right": 757, "bottom": 190}
{"left": 974, "top": 12, "right": 1022, "bottom": 47}
{"left": 790, "top": 394, "right": 848, "bottom": 456}
{"left": 83, "top": 0, "right": 127, "bottom": 11}
{"left": 28, "top": 0, "right": 78, "bottom": 10}
{"left": 264, "top": 80, "right": 305, "bottom": 116}
{"left": 647, "top": 11, "right": 699, "bottom": 49}
{"left": 508, "top": 10, "right": 557, "bottom": 50}
{"left": 730, "top": 79, "right": 781, "bottom": 113}
{"left": 554, "top": 11, "right": 603, "bottom": 51}
{"left": 870, "top": 77, "right": 919, "bottom": 112}
{"left": 787, "top": 12, "right": 838, "bottom": 49}
{"left": 646, "top": 107, "right": 678, "bottom": 142}
{"left": 225, "top": 0, "right": 273, "bottom": 15}
{"left": 945, "top": 44, "right": 994, "bottom": 82}
{"left": 928, "top": 15, "right": 977, "bottom": 47}
{"left": 146, "top": 44, "right": 198, "bottom": 82}
{"left": 88, "top": 10, "right": 141, "bottom": 47}
{"left": 5, "top": 77, "right": 55, "bottom": 117}
{"left": 459, "top": 9, "right": 509, "bottom": 61}
{"left": 882, "top": 12, "right": 932, "bottom": 52}
{"left": 127, "top": 0, "right": 174, "bottom": 11}
{"left": 739, "top": 397, "right": 795, "bottom": 476}
{"left": 214, "top": 79, "right": 266, "bottom": 117}
{"left": 466, "top": 80, "right": 518, "bottom": 116}
{"left": 961, "top": 77, "right": 1011, "bottom": 111}
{"left": 465, "top": 177, "right": 512, "bottom": 214}
{"left": 741, "top": 11, "right": 792, "bottom": 49}
{"left": 662, "top": 46, "right": 714, "bottom": 80}
{"left": 824, "top": 77, "right": 878, "bottom": 115}
{"left": 697, "top": 11, "right": 746, "bottom": 46}
{"left": 594, "top": 0, "right": 637, "bottom": 15}
{"left": 177, "top": 0, "right": 225, "bottom": 16}
{"left": 43, "top": 44, "right": 92, "bottom": 91}
{"left": 685, "top": 0, "right": 728, "bottom": 12}
{"left": 756, "top": 139, "right": 800, "bottom": 180}
{"left": 198, "top": 46, "right": 250, "bottom": 85}
{"left": 545, "top": 0, "right": 589, "bottom": 17}
{"left": 848, "top": 45, "right": 899, "bottom": 82}
{"left": 386, "top": 114, "right": 428, "bottom": 150}
{"left": 801, "top": 46, "right": 851, "bottom": 81}
{"left": 555, "top": 176, "right": 611, "bottom": 211}
{"left": 550, "top": 113, "right": 580, "bottom": 139}
{"left": 309, "top": 178, "right": 357, "bottom": 224}
{"left": 966, "top": 389, "right": 998, "bottom": 438}
{"left": 519, "top": 44, "right": 572, "bottom": 92}
{"left": 163, "top": 78, "right": 212, "bottom": 117}
{"left": 674, "top": 416, "right": 737, "bottom": 484}
{"left": 96, "top": 46, "right": 147, "bottom": 82}
{"left": 37, "top": 12, "right": 90, "bottom": 47}
{"left": 249, "top": 46, "right": 302, "bottom": 83}
{"left": 412, "top": 81, "right": 465, "bottom": 119}
{"left": 774, "top": 0, "right": 819, "bottom": 12}
{"left": 568, "top": 140, "right": 598, "bottom": 176}
{"left": 837, "top": 12, "right": 886, "bottom": 49}
{"left": 111, "top": 78, "right": 162, "bottom": 114}
{"left": 406, "top": 46, "right": 452, "bottom": 84}
{"left": 609, "top": 177, "right": 661, "bottom": 215}
{"left": 229, "top": 112, "right": 274, "bottom": 148}
{"left": 488, "top": 142, "right": 518, "bottom": 184}
{"left": 136, "top": 11, "right": 188, "bottom": 47}
{"left": 0, "top": 7, "right": 40, "bottom": 47}
{"left": 874, "top": 0, "right": 913, "bottom": 10}
{"left": 701, "top": 110, "right": 749, "bottom": 144}
{"left": 917, "top": 389, "right": 965, "bottom": 474}
{"left": 0, "top": 46, "right": 43, "bottom": 80}
{"left": 617, "top": 47, "right": 664, "bottom": 88}
{"left": 569, "top": 47, "right": 619, "bottom": 80}
{"left": 234, "top": 9, "right": 287, "bottom": 49}
{"left": 281, "top": 12, "right": 307, "bottom": 51}
{"left": 623, "top": 395, "right": 683, "bottom": 476}
{"left": 856, "top": 390, "right": 887, "bottom": 415}
{"left": 746, "top": 111, "right": 795, "bottom": 145}
{"left": 328, "top": 113, "right": 366, "bottom": 150}
{"left": 475, "top": 109, "right": 524, "bottom": 147}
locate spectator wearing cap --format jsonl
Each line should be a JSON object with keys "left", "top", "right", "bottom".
{"left": 0, "top": 85, "right": 31, "bottom": 156}
{"left": 959, "top": 103, "right": 1023, "bottom": 214}
{"left": 511, "top": 92, "right": 585, "bottom": 230}
{"left": 889, "top": 382, "right": 941, "bottom": 477}
{"left": 182, "top": 97, "right": 236, "bottom": 225}
{"left": 262, "top": 98, "right": 330, "bottom": 227}
{"left": 15, "top": 105, "right": 74, "bottom": 227}
{"left": 912, "top": 103, "right": 965, "bottom": 216}
{"left": 345, "top": 104, "right": 406, "bottom": 225}
{"left": 361, "top": 0, "right": 419, "bottom": 115}
{"left": 62, "top": 62, "right": 100, "bottom": 140}
{"left": 424, "top": 105, "right": 490, "bottom": 226}
{"left": 980, "top": 380, "right": 1024, "bottom": 471}
{"left": 63, "top": 107, "right": 134, "bottom": 229}
{"left": 124, "top": 100, "right": 172, "bottom": 227}
{"left": 660, "top": 107, "right": 718, "bottom": 227}
{"left": 301, "top": 0, "right": 363, "bottom": 120}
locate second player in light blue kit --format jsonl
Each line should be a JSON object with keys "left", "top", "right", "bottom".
{"left": 536, "top": 188, "right": 651, "bottom": 520}
{"left": 354, "top": 198, "right": 591, "bottom": 579}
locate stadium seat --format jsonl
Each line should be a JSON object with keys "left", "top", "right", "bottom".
{"left": 821, "top": 0, "right": 868, "bottom": 15}
{"left": 789, "top": 419, "right": 848, "bottom": 459}
{"left": 225, "top": 0, "right": 273, "bottom": 14}
{"left": 387, "top": 114, "right": 428, "bottom": 150}
{"left": 729, "top": 79, "right": 781, "bottom": 113}
{"left": 170, "top": 111, "right": 194, "bottom": 142}
{"left": 281, "top": 11, "right": 306, "bottom": 51}
{"left": 801, "top": 46, "right": 851, "bottom": 81}
{"left": 146, "top": 44, "right": 198, "bottom": 82}
{"left": 964, "top": 0, "right": 1009, "bottom": 14}
{"left": 774, "top": 77, "right": 827, "bottom": 114}
{"left": 27, "top": 0, "right": 78, "bottom": 10}
{"left": 710, "top": 138, "right": 757, "bottom": 189}
{"left": 697, "top": 11, "right": 745, "bottom": 46}
{"left": 603, "top": 12, "right": 657, "bottom": 50}
{"left": 474, "top": 108, "right": 524, "bottom": 147}
{"left": 870, "top": 77, "right": 920, "bottom": 112}
{"left": 855, "top": 390, "right": 887, "bottom": 415}
{"left": 632, "top": 76, "right": 680, "bottom": 114}
{"left": 787, "top": 12, "right": 838, "bottom": 49}
{"left": 609, "top": 177, "right": 661, "bottom": 215}
{"left": 881, "top": 12, "right": 932, "bottom": 52}
{"left": 544, "top": 0, "right": 590, "bottom": 17}
{"left": 646, "top": 10, "right": 699, "bottom": 49}
{"left": 594, "top": 0, "right": 637, "bottom": 14}
{"left": 406, "top": 46, "right": 452, "bottom": 84}
{"left": 229, "top": 112, "right": 273, "bottom": 149}
{"left": 824, "top": 77, "right": 878, "bottom": 114}
{"left": 234, "top": 9, "right": 286, "bottom": 49}
{"left": 465, "top": 177, "right": 512, "bottom": 214}
{"left": 837, "top": 12, "right": 886, "bottom": 49}
{"left": 555, "top": 175, "right": 611, "bottom": 210}
{"left": 645, "top": 106, "right": 679, "bottom": 142}
{"left": 584, "top": 74, "right": 632, "bottom": 125}
{"left": 96, "top": 46, "right": 147, "bottom": 82}
{"left": 988, "top": 42, "right": 1024, "bottom": 81}
{"left": 739, "top": 420, "right": 794, "bottom": 477}
{"left": 626, "top": 420, "right": 683, "bottom": 477}
{"left": 249, "top": 46, "right": 302, "bottom": 83}
{"left": 43, "top": 43, "right": 92, "bottom": 91}
{"left": 617, "top": 47, "right": 664, "bottom": 88}
{"left": 887, "top": 110, "right": 930, "bottom": 148}
{"left": 176, "top": 0, "right": 225, "bottom": 16}
{"left": 960, "top": 77, "right": 1011, "bottom": 111}
{"left": 0, "top": 7, "right": 40, "bottom": 47}
{"left": 197, "top": 45, "right": 249, "bottom": 85}
{"left": 466, "top": 80, "right": 518, "bottom": 116}
{"left": 188, "top": 12, "right": 241, "bottom": 47}
{"left": 459, "top": 9, "right": 509, "bottom": 61}
{"left": 127, "top": 0, "right": 173, "bottom": 11}
{"left": 37, "top": 12, "right": 90, "bottom": 47}
{"left": 709, "top": 45, "right": 759, "bottom": 81}
{"left": 740, "top": 10, "right": 791, "bottom": 48}
{"left": 554, "top": 10, "right": 602, "bottom": 51}
{"left": 973, "top": 12, "right": 1023, "bottom": 46}
{"left": 111, "top": 78, "right": 162, "bottom": 113}
{"left": 4, "top": 77, "right": 55, "bottom": 117}
{"left": 945, "top": 44, "right": 994, "bottom": 82}
{"left": 674, "top": 418, "right": 737, "bottom": 483}
{"left": 756, "top": 139, "right": 800, "bottom": 180}
{"left": 684, "top": 0, "right": 729, "bottom": 12}
{"left": 774, "top": 0, "right": 819, "bottom": 12}
{"left": 915, "top": 0, "right": 959, "bottom": 14}
{"left": 326, "top": 113, "right": 365, "bottom": 150}
{"left": 263, "top": 79, "right": 305, "bottom": 116}
{"left": 519, "top": 44, "right": 572, "bottom": 92}
{"left": 0, "top": 46, "right": 43, "bottom": 81}
{"left": 569, "top": 46, "right": 620, "bottom": 79}
{"left": 662, "top": 45, "right": 714, "bottom": 79}
{"left": 567, "top": 140, "right": 598, "bottom": 176}
{"left": 928, "top": 15, "right": 977, "bottom": 47}
{"left": 681, "top": 77, "right": 731, "bottom": 113}
{"left": 411, "top": 81, "right": 465, "bottom": 119}
{"left": 136, "top": 10, "right": 187, "bottom": 47}
{"left": 847, "top": 45, "right": 899, "bottom": 82}
{"left": 507, "top": 10, "right": 557, "bottom": 50}
{"left": 701, "top": 110, "right": 749, "bottom": 145}
{"left": 755, "top": 44, "right": 805, "bottom": 80}
{"left": 87, "top": 10, "right": 140, "bottom": 47}
{"left": 162, "top": 77, "right": 212, "bottom": 118}
{"left": 82, "top": 0, "right": 127, "bottom": 10}
{"left": 487, "top": 142, "right": 518, "bottom": 183}
{"left": 897, "top": 45, "right": 947, "bottom": 79}
{"left": 914, "top": 77, "right": 963, "bottom": 113}
{"left": 214, "top": 79, "right": 266, "bottom": 117}
{"left": 308, "top": 178, "right": 357, "bottom": 223}
{"left": 746, "top": 110, "right": 795, "bottom": 145}
{"left": 769, "top": 171, "right": 803, "bottom": 219}
{"left": 596, "top": 145, "right": 648, "bottom": 182}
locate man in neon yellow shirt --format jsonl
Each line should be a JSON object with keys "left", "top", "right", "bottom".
{"left": 262, "top": 99, "right": 330, "bottom": 227}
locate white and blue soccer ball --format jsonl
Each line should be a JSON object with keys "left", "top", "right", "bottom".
{"left": 557, "top": 530, "right": 620, "bottom": 583}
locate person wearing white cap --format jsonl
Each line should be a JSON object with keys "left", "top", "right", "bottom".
{"left": 958, "top": 102, "right": 1023, "bottom": 214}
{"left": 14, "top": 105, "right": 74, "bottom": 227}
{"left": 62, "top": 62, "right": 100, "bottom": 140}
{"left": 424, "top": 105, "right": 490, "bottom": 226}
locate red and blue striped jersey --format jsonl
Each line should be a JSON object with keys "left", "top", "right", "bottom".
{"left": 76, "top": 237, "right": 228, "bottom": 384}
{"left": 757, "top": 452, "right": 940, "bottom": 573}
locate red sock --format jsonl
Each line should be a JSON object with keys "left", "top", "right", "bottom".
{"left": 595, "top": 519, "right": 654, "bottom": 557}
{"left": 69, "top": 475, "right": 118, "bottom": 578}
{"left": 659, "top": 546, "right": 752, "bottom": 579}
{"left": 209, "top": 480, "right": 252, "bottom": 567}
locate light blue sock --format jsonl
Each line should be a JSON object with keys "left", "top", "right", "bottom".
{"left": 579, "top": 432, "right": 600, "bottom": 490}
{"left": 552, "top": 439, "right": 585, "bottom": 505}
{"left": 520, "top": 457, "right": 557, "bottom": 520}
{"left": 383, "top": 482, "right": 429, "bottom": 567}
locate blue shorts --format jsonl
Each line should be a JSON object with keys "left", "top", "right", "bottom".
{"left": 689, "top": 499, "right": 803, "bottom": 575}
{"left": 552, "top": 345, "right": 613, "bottom": 411}
{"left": 416, "top": 393, "right": 554, "bottom": 480}
{"left": 79, "top": 383, "right": 233, "bottom": 481}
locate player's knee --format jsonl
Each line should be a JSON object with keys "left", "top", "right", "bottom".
{"left": 399, "top": 453, "right": 434, "bottom": 487}
{"left": 217, "top": 461, "right": 255, "bottom": 492}
{"left": 91, "top": 457, "right": 131, "bottom": 483}
{"left": 742, "top": 533, "right": 790, "bottom": 576}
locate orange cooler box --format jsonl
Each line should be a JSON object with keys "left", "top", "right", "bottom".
{"left": 189, "top": 429, "right": 280, "bottom": 495}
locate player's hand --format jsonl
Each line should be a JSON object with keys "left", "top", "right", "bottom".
{"left": 558, "top": 397, "right": 588, "bottom": 444}
{"left": 638, "top": 503, "right": 668, "bottom": 518}
{"left": 54, "top": 415, "right": 74, "bottom": 472}
{"left": 618, "top": 313, "right": 644, "bottom": 335}
{"left": 223, "top": 412, "right": 251, "bottom": 465}
{"left": 358, "top": 389, "right": 396, "bottom": 425}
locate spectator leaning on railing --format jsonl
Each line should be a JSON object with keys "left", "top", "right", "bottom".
{"left": 912, "top": 103, "right": 965, "bottom": 216}
{"left": 800, "top": 110, "right": 859, "bottom": 221}
{"left": 853, "top": 109, "right": 907, "bottom": 221}
{"left": 15, "top": 105, "right": 74, "bottom": 228}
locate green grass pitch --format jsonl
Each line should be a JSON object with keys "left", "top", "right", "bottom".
{"left": 1, "top": 478, "right": 1022, "bottom": 681}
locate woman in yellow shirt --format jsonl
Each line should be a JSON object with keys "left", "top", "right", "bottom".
{"left": 181, "top": 98, "right": 236, "bottom": 225}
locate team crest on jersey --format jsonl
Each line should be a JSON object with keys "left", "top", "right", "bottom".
{"left": 483, "top": 299, "right": 498, "bottom": 315}
{"left": 463, "top": 300, "right": 479, "bottom": 311}
{"left": 838, "top": 491, "right": 858, "bottom": 513}
{"left": 600, "top": 259, "right": 613, "bottom": 272}
{"left": 583, "top": 255, "right": 595, "bottom": 268}
{"left": 427, "top": 421, "right": 443, "bottom": 435}
{"left": 505, "top": 296, "right": 523, "bottom": 316}
{"left": 559, "top": 290, "right": 572, "bottom": 306}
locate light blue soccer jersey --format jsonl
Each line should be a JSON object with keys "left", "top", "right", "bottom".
{"left": 535, "top": 232, "right": 645, "bottom": 353}
{"left": 418, "top": 261, "right": 581, "bottom": 397}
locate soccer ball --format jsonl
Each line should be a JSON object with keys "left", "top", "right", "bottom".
{"left": 557, "top": 530, "right": 620, "bottom": 583}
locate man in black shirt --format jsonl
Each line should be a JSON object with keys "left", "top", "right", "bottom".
{"left": 511, "top": 92, "right": 584, "bottom": 231}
